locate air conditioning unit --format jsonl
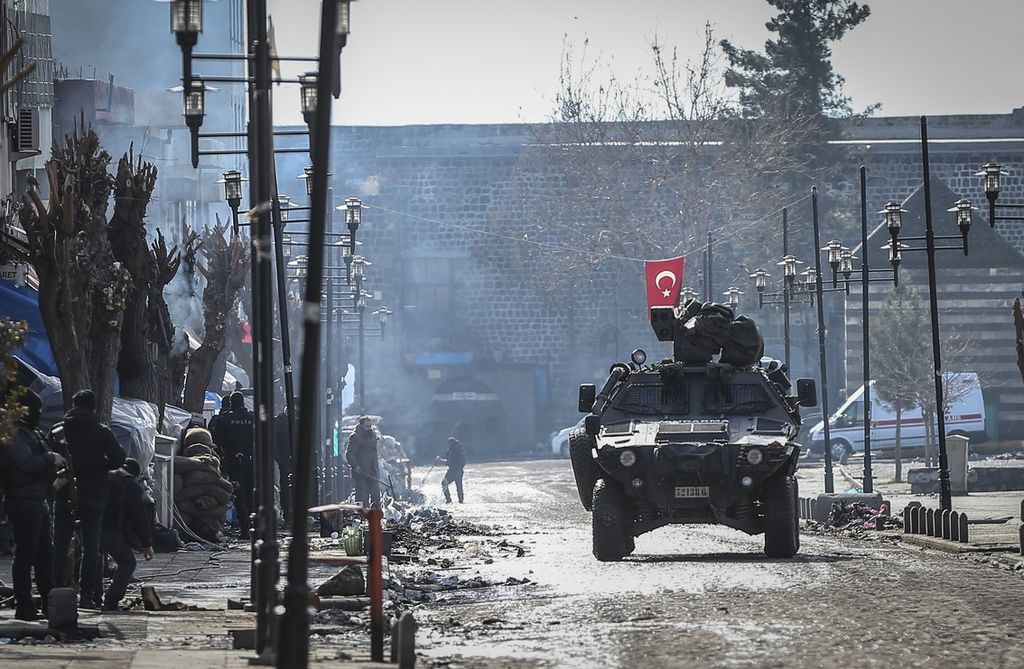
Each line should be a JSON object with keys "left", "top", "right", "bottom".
{"left": 13, "top": 108, "right": 40, "bottom": 157}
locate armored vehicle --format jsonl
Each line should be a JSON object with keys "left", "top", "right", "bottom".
{"left": 570, "top": 300, "right": 817, "bottom": 561}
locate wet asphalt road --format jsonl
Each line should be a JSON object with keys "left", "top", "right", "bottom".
{"left": 413, "top": 458, "right": 1024, "bottom": 669}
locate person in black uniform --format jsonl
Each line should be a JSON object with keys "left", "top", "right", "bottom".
{"left": 59, "top": 389, "right": 125, "bottom": 609}
{"left": 0, "top": 390, "right": 65, "bottom": 620}
{"left": 440, "top": 436, "right": 466, "bottom": 504}
{"left": 101, "top": 458, "right": 154, "bottom": 611}
{"left": 274, "top": 409, "right": 292, "bottom": 524}
{"left": 212, "top": 391, "right": 254, "bottom": 539}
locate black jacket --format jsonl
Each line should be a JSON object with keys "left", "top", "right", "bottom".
{"left": 213, "top": 407, "right": 254, "bottom": 463}
{"left": 61, "top": 406, "right": 126, "bottom": 501}
{"left": 103, "top": 469, "right": 153, "bottom": 547}
{"left": 274, "top": 412, "right": 291, "bottom": 472}
{"left": 346, "top": 426, "right": 379, "bottom": 477}
{"left": 0, "top": 425, "right": 58, "bottom": 499}
{"left": 444, "top": 439, "right": 466, "bottom": 472}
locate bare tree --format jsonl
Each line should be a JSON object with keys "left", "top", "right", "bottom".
{"left": 500, "top": 26, "right": 814, "bottom": 306}
{"left": 181, "top": 217, "right": 249, "bottom": 413}
{"left": 20, "top": 126, "right": 134, "bottom": 422}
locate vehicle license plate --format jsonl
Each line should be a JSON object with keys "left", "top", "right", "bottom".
{"left": 674, "top": 486, "right": 709, "bottom": 498}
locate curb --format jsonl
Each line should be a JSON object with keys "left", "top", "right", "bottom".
{"left": 901, "top": 534, "right": 1018, "bottom": 554}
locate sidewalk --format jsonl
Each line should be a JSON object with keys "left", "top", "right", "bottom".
{"left": 797, "top": 457, "right": 1024, "bottom": 549}
{"left": 0, "top": 540, "right": 388, "bottom": 668}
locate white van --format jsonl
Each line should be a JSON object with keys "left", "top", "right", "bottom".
{"left": 807, "top": 372, "right": 986, "bottom": 464}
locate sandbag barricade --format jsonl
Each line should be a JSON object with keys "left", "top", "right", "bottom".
{"left": 173, "top": 452, "right": 232, "bottom": 542}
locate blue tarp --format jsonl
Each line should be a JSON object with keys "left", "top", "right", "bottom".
{"left": 0, "top": 278, "right": 57, "bottom": 376}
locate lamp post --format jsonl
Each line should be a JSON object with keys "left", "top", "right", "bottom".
{"left": 219, "top": 169, "right": 245, "bottom": 231}
{"left": 809, "top": 187, "right": 836, "bottom": 494}
{"left": 352, "top": 254, "right": 369, "bottom": 409}
{"left": 341, "top": 197, "right": 362, "bottom": 283}
{"left": 880, "top": 117, "right": 977, "bottom": 511}
{"left": 332, "top": 0, "right": 352, "bottom": 98}
{"left": 171, "top": 0, "right": 202, "bottom": 101}
{"left": 279, "top": 0, "right": 342, "bottom": 665}
{"left": 723, "top": 286, "right": 743, "bottom": 310}
{"left": 182, "top": 77, "right": 206, "bottom": 169}
{"left": 300, "top": 71, "right": 318, "bottom": 146}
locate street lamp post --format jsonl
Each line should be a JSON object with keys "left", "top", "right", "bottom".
{"left": 279, "top": 0, "right": 342, "bottom": 666}
{"left": 810, "top": 187, "right": 836, "bottom": 494}
{"left": 170, "top": 0, "right": 202, "bottom": 101}
{"left": 880, "top": 117, "right": 976, "bottom": 511}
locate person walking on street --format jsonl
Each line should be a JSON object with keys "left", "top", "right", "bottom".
{"left": 441, "top": 436, "right": 466, "bottom": 504}
{"left": 0, "top": 389, "right": 65, "bottom": 620}
{"left": 213, "top": 391, "right": 255, "bottom": 539}
{"left": 101, "top": 458, "right": 154, "bottom": 611}
{"left": 346, "top": 416, "right": 380, "bottom": 509}
{"left": 60, "top": 389, "right": 125, "bottom": 609}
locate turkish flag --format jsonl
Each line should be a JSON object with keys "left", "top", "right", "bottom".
{"left": 644, "top": 256, "right": 686, "bottom": 309}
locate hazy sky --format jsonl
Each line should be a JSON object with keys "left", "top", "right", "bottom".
{"left": 266, "top": 0, "right": 1024, "bottom": 126}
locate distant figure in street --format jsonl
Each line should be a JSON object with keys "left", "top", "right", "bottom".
{"left": 274, "top": 410, "right": 292, "bottom": 524}
{"left": 346, "top": 416, "right": 380, "bottom": 509}
{"left": 213, "top": 391, "right": 255, "bottom": 539}
{"left": 0, "top": 389, "right": 64, "bottom": 620}
{"left": 101, "top": 458, "right": 154, "bottom": 610}
{"left": 440, "top": 436, "right": 466, "bottom": 504}
{"left": 59, "top": 389, "right": 126, "bottom": 609}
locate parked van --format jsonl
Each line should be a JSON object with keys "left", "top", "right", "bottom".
{"left": 807, "top": 373, "right": 986, "bottom": 464}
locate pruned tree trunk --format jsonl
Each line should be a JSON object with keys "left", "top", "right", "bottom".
{"left": 20, "top": 125, "right": 131, "bottom": 422}
{"left": 894, "top": 405, "right": 903, "bottom": 482}
{"left": 182, "top": 217, "right": 249, "bottom": 413}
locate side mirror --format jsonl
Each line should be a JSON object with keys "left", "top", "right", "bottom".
{"left": 578, "top": 384, "right": 596, "bottom": 413}
{"left": 796, "top": 378, "right": 817, "bottom": 407}
{"left": 584, "top": 414, "right": 600, "bottom": 436}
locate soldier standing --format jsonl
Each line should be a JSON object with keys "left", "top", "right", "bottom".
{"left": 0, "top": 390, "right": 64, "bottom": 620}
{"left": 440, "top": 436, "right": 466, "bottom": 504}
{"left": 60, "top": 389, "right": 125, "bottom": 609}
{"left": 346, "top": 416, "right": 380, "bottom": 509}
{"left": 213, "top": 392, "right": 255, "bottom": 539}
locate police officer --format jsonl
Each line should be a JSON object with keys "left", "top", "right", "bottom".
{"left": 213, "top": 391, "right": 254, "bottom": 539}
{"left": 440, "top": 436, "right": 466, "bottom": 504}
{"left": 274, "top": 409, "right": 292, "bottom": 524}
{"left": 101, "top": 458, "right": 153, "bottom": 611}
{"left": 60, "top": 389, "right": 125, "bottom": 609}
{"left": 0, "top": 390, "right": 65, "bottom": 620}
{"left": 345, "top": 416, "right": 380, "bottom": 509}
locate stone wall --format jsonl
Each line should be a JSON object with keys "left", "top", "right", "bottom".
{"left": 280, "top": 112, "right": 1024, "bottom": 448}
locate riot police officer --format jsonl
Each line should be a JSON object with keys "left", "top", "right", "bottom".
{"left": 212, "top": 391, "right": 254, "bottom": 539}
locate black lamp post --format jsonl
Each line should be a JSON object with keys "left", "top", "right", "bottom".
{"left": 300, "top": 71, "right": 318, "bottom": 145}
{"left": 170, "top": 0, "right": 202, "bottom": 97}
{"left": 882, "top": 116, "right": 978, "bottom": 511}
{"left": 977, "top": 162, "right": 1015, "bottom": 227}
{"left": 723, "top": 286, "right": 743, "bottom": 310}
{"left": 341, "top": 197, "right": 362, "bottom": 283}
{"left": 332, "top": 0, "right": 352, "bottom": 98}
{"left": 809, "top": 187, "right": 837, "bottom": 494}
{"left": 352, "top": 254, "right": 369, "bottom": 409}
{"left": 182, "top": 77, "right": 205, "bottom": 169}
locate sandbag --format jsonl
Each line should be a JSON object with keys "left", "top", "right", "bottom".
{"left": 182, "top": 470, "right": 222, "bottom": 487}
{"left": 675, "top": 302, "right": 734, "bottom": 364}
{"left": 175, "top": 481, "right": 232, "bottom": 505}
{"left": 183, "top": 427, "right": 214, "bottom": 448}
{"left": 193, "top": 495, "right": 220, "bottom": 511}
{"left": 174, "top": 455, "right": 221, "bottom": 475}
{"left": 173, "top": 474, "right": 184, "bottom": 493}
{"left": 185, "top": 515, "right": 223, "bottom": 542}
{"left": 176, "top": 499, "right": 201, "bottom": 517}
{"left": 721, "top": 315, "right": 764, "bottom": 368}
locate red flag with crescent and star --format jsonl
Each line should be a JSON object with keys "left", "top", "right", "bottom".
{"left": 644, "top": 256, "right": 686, "bottom": 309}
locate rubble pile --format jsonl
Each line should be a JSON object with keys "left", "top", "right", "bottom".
{"left": 173, "top": 438, "right": 233, "bottom": 542}
{"left": 804, "top": 501, "right": 902, "bottom": 539}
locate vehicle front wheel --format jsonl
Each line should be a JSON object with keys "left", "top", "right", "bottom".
{"left": 592, "top": 479, "right": 630, "bottom": 562}
{"left": 763, "top": 473, "right": 800, "bottom": 558}
{"left": 569, "top": 428, "right": 600, "bottom": 511}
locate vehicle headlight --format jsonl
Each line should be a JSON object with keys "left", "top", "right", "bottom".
{"left": 746, "top": 448, "right": 764, "bottom": 465}
{"left": 619, "top": 449, "right": 637, "bottom": 467}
